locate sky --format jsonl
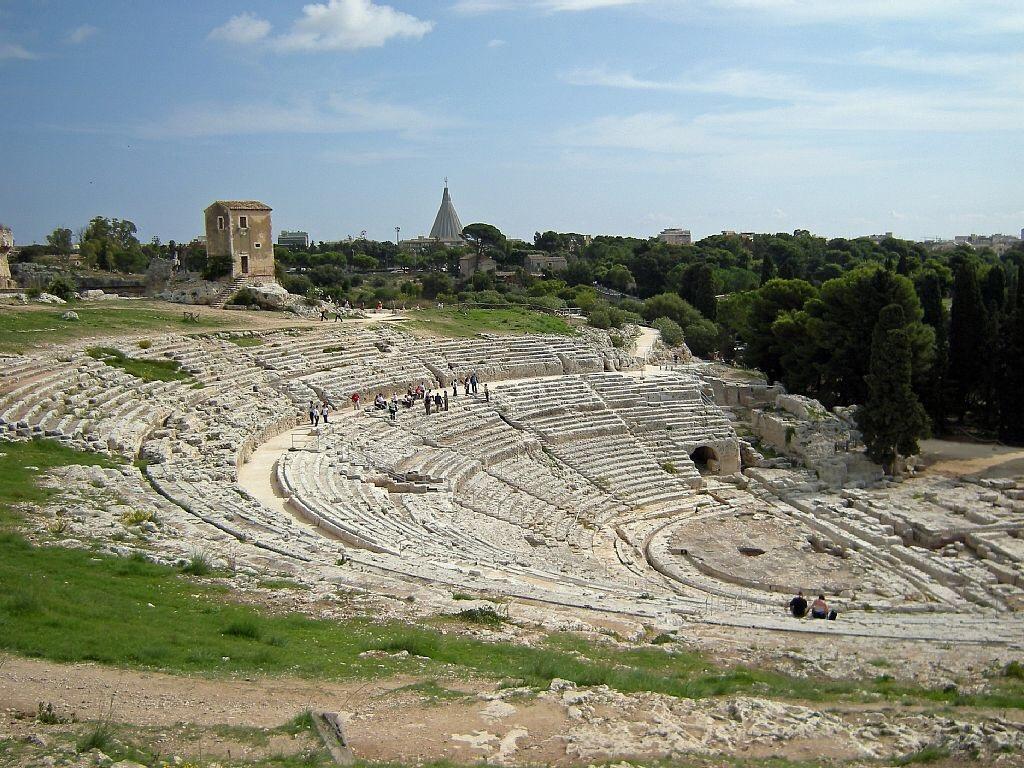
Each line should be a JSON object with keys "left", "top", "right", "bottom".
{"left": 1, "top": 0, "right": 1023, "bottom": 246}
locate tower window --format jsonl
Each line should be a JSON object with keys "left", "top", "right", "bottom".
{"left": 238, "top": 215, "right": 248, "bottom": 229}
{"left": 217, "top": 216, "right": 225, "bottom": 231}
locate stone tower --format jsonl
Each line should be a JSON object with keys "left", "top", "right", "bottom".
{"left": 204, "top": 201, "right": 276, "bottom": 281}
{"left": 0, "top": 225, "right": 16, "bottom": 290}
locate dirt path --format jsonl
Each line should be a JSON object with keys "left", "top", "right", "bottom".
{"left": 0, "top": 655, "right": 571, "bottom": 764}
{"left": 919, "top": 439, "right": 1024, "bottom": 478}
{"left": 634, "top": 325, "right": 660, "bottom": 363}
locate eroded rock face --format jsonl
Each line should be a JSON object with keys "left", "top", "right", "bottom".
{"left": 540, "top": 680, "right": 1024, "bottom": 762}
{"left": 248, "top": 282, "right": 292, "bottom": 308}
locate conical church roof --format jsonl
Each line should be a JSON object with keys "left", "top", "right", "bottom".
{"left": 429, "top": 183, "right": 463, "bottom": 243}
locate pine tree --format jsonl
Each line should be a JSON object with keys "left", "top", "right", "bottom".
{"left": 916, "top": 272, "right": 948, "bottom": 432}
{"left": 759, "top": 252, "right": 776, "bottom": 286}
{"left": 858, "top": 304, "right": 929, "bottom": 474}
{"left": 947, "top": 262, "right": 987, "bottom": 421}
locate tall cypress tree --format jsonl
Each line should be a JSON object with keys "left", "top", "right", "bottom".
{"left": 858, "top": 304, "right": 929, "bottom": 474}
{"left": 693, "top": 263, "right": 718, "bottom": 321}
{"left": 947, "top": 262, "right": 988, "bottom": 421}
{"left": 981, "top": 264, "right": 1007, "bottom": 314}
{"left": 998, "top": 270, "right": 1024, "bottom": 443}
{"left": 759, "top": 251, "right": 776, "bottom": 286}
{"left": 916, "top": 272, "right": 948, "bottom": 432}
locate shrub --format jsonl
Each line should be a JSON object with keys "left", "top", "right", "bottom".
{"left": 120, "top": 510, "right": 157, "bottom": 527}
{"left": 683, "top": 318, "right": 720, "bottom": 358}
{"left": 203, "top": 253, "right": 232, "bottom": 280}
{"left": 47, "top": 518, "right": 71, "bottom": 535}
{"left": 181, "top": 550, "right": 213, "bottom": 576}
{"left": 652, "top": 316, "right": 685, "bottom": 347}
{"left": 137, "top": 339, "right": 152, "bottom": 350}
{"left": 76, "top": 723, "right": 114, "bottom": 754}
{"left": 1005, "top": 660, "right": 1024, "bottom": 679}
{"left": 37, "top": 702, "right": 75, "bottom": 725}
{"left": 661, "top": 461, "right": 677, "bottom": 474}
{"left": 228, "top": 287, "right": 259, "bottom": 306}
{"left": 452, "top": 606, "right": 506, "bottom": 627}
{"left": 47, "top": 276, "right": 76, "bottom": 301}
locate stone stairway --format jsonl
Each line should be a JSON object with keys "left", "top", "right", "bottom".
{"left": 211, "top": 276, "right": 249, "bottom": 309}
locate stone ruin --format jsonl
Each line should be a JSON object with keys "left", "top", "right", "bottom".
{"left": 0, "top": 323, "right": 1021, "bottom": 648}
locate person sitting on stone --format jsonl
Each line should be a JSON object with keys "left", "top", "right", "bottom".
{"left": 374, "top": 393, "right": 387, "bottom": 410}
{"left": 810, "top": 594, "right": 829, "bottom": 619}
{"left": 789, "top": 591, "right": 808, "bottom": 618}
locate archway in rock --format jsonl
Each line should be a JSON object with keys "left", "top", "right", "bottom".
{"left": 690, "top": 446, "right": 719, "bottom": 474}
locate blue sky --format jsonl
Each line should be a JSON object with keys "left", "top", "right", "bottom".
{"left": 1, "top": 0, "right": 1022, "bottom": 245}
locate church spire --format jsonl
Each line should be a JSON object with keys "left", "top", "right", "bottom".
{"left": 429, "top": 179, "right": 463, "bottom": 243}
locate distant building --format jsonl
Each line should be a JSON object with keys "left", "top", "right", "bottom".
{"left": 277, "top": 230, "right": 309, "bottom": 250}
{"left": 0, "top": 224, "right": 15, "bottom": 289}
{"left": 204, "top": 201, "right": 276, "bottom": 280}
{"left": 658, "top": 228, "right": 692, "bottom": 246}
{"left": 400, "top": 181, "right": 467, "bottom": 252}
{"left": 459, "top": 253, "right": 497, "bottom": 278}
{"left": 952, "top": 233, "right": 1021, "bottom": 255}
{"left": 524, "top": 252, "right": 568, "bottom": 274}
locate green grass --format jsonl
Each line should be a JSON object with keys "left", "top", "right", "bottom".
{"left": 86, "top": 345, "right": 191, "bottom": 383}
{"left": 260, "top": 578, "right": 309, "bottom": 591}
{"left": 894, "top": 745, "right": 952, "bottom": 765}
{"left": 0, "top": 301, "right": 231, "bottom": 354}
{"left": 405, "top": 307, "right": 574, "bottom": 338}
{"left": 447, "top": 606, "right": 506, "bottom": 627}
{"left": 227, "top": 335, "right": 266, "bottom": 347}
{"left": 2, "top": 440, "right": 1024, "bottom": 713}
{"left": 0, "top": 438, "right": 122, "bottom": 526}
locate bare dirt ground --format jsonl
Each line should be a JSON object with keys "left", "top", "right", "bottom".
{"left": 919, "top": 438, "right": 1024, "bottom": 479}
{"left": 10, "top": 654, "right": 1020, "bottom": 767}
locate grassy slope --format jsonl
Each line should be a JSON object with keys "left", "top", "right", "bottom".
{"left": 1, "top": 440, "right": 1023, "bottom": 711}
{"left": 403, "top": 307, "right": 574, "bottom": 338}
{"left": 0, "top": 301, "right": 230, "bottom": 354}
{"left": 86, "top": 346, "right": 192, "bottom": 383}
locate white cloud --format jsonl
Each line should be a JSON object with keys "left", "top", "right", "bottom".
{"left": 454, "top": 0, "right": 643, "bottom": 13}
{"left": 209, "top": 13, "right": 272, "bottom": 45}
{"left": 487, "top": 38, "right": 508, "bottom": 48}
{"left": 562, "top": 66, "right": 809, "bottom": 99}
{"left": 211, "top": 0, "right": 433, "bottom": 53}
{"left": 0, "top": 42, "right": 37, "bottom": 60}
{"left": 138, "top": 94, "right": 453, "bottom": 139}
{"left": 455, "top": 0, "right": 1024, "bottom": 32}
{"left": 67, "top": 24, "right": 98, "bottom": 44}
{"left": 855, "top": 47, "right": 1024, "bottom": 77}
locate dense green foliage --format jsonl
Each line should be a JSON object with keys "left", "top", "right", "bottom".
{"left": 858, "top": 305, "right": 929, "bottom": 471}
{"left": 15, "top": 212, "right": 1022, "bottom": 447}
